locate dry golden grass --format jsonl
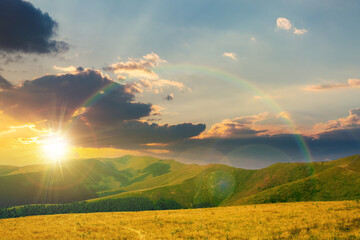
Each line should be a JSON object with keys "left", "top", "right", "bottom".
{"left": 1, "top": 201, "right": 360, "bottom": 239}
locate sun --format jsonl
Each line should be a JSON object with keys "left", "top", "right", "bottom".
{"left": 41, "top": 134, "right": 69, "bottom": 163}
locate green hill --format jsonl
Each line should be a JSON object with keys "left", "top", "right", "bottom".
{"left": 0, "top": 156, "right": 184, "bottom": 207}
{"left": 1, "top": 154, "right": 360, "bottom": 208}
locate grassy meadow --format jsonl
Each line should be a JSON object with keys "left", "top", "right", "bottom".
{"left": 1, "top": 200, "right": 360, "bottom": 239}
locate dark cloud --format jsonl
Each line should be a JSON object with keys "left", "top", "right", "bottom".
{"left": 164, "top": 128, "right": 360, "bottom": 169}
{"left": 164, "top": 94, "right": 174, "bottom": 101}
{"left": 0, "top": 69, "right": 151, "bottom": 123}
{"left": 156, "top": 109, "right": 360, "bottom": 168}
{"left": 72, "top": 121, "right": 206, "bottom": 148}
{"left": 0, "top": 75, "right": 12, "bottom": 90}
{"left": 0, "top": 0, "right": 68, "bottom": 54}
{"left": 0, "top": 69, "right": 205, "bottom": 146}
{"left": 0, "top": 53, "right": 23, "bottom": 64}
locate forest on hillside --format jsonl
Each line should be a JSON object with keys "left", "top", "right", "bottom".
{"left": 0, "top": 197, "right": 187, "bottom": 219}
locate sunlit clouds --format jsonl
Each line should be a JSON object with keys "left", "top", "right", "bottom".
{"left": 312, "top": 108, "right": 360, "bottom": 134}
{"left": 53, "top": 65, "right": 84, "bottom": 73}
{"left": 304, "top": 78, "right": 360, "bottom": 91}
{"left": 196, "top": 112, "right": 297, "bottom": 139}
{"left": 105, "top": 53, "right": 165, "bottom": 80}
{"left": 105, "top": 53, "right": 189, "bottom": 94}
{"left": 293, "top": 28, "right": 308, "bottom": 35}
{"left": 276, "top": 17, "right": 307, "bottom": 35}
{"left": 276, "top": 17, "right": 292, "bottom": 30}
{"left": 222, "top": 52, "right": 237, "bottom": 61}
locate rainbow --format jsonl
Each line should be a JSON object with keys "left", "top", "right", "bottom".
{"left": 63, "top": 64, "right": 313, "bottom": 165}
{"left": 154, "top": 64, "right": 313, "bottom": 164}
{"left": 64, "top": 81, "right": 120, "bottom": 133}
{"left": 82, "top": 81, "right": 119, "bottom": 109}
{"left": 42, "top": 64, "right": 315, "bottom": 191}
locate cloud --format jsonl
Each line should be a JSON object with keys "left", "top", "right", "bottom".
{"left": 199, "top": 108, "right": 360, "bottom": 142}
{"left": 162, "top": 109, "right": 360, "bottom": 168}
{"left": 197, "top": 112, "right": 296, "bottom": 139}
{"left": 0, "top": 69, "right": 205, "bottom": 148}
{"left": 72, "top": 120, "right": 206, "bottom": 148}
{"left": 0, "top": 53, "right": 23, "bottom": 64}
{"left": 197, "top": 113, "right": 267, "bottom": 139}
{"left": 0, "top": 0, "right": 69, "bottom": 54}
{"left": 105, "top": 53, "right": 166, "bottom": 80}
{"left": 166, "top": 126, "right": 360, "bottom": 168}
{"left": 137, "top": 78, "right": 185, "bottom": 93}
{"left": 0, "top": 69, "right": 152, "bottom": 124}
{"left": 276, "top": 17, "right": 307, "bottom": 35}
{"left": 164, "top": 93, "right": 174, "bottom": 101}
{"left": 222, "top": 52, "right": 237, "bottom": 61}
{"left": 53, "top": 65, "right": 84, "bottom": 73}
{"left": 92, "top": 107, "right": 359, "bottom": 168}
{"left": 0, "top": 75, "right": 12, "bottom": 90}
{"left": 293, "top": 28, "right": 308, "bottom": 35}
{"left": 105, "top": 53, "right": 188, "bottom": 94}
{"left": 276, "top": 17, "right": 292, "bottom": 30}
{"left": 304, "top": 78, "right": 360, "bottom": 91}
{"left": 313, "top": 107, "right": 360, "bottom": 134}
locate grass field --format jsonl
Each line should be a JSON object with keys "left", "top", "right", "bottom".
{"left": 1, "top": 201, "right": 360, "bottom": 239}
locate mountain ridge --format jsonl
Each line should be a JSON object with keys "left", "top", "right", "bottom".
{"left": 1, "top": 154, "right": 360, "bottom": 208}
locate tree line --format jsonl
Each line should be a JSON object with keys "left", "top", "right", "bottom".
{"left": 0, "top": 197, "right": 183, "bottom": 219}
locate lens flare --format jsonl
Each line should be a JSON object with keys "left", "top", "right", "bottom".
{"left": 41, "top": 134, "right": 69, "bottom": 163}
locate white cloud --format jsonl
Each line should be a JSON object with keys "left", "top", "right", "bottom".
{"left": 250, "top": 37, "right": 256, "bottom": 41}
{"left": 276, "top": 17, "right": 307, "bottom": 35}
{"left": 222, "top": 52, "right": 237, "bottom": 61}
{"left": 276, "top": 17, "right": 292, "bottom": 30}
{"left": 53, "top": 65, "right": 77, "bottom": 73}
{"left": 106, "top": 53, "right": 190, "bottom": 94}
{"left": 106, "top": 53, "right": 166, "bottom": 80}
{"left": 293, "top": 28, "right": 308, "bottom": 35}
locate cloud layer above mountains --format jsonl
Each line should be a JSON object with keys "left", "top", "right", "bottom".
{"left": 1, "top": 67, "right": 359, "bottom": 167}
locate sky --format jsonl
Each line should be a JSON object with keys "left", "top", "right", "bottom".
{"left": 0, "top": 0, "right": 359, "bottom": 168}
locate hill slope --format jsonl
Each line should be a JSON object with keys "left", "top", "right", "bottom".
{"left": 0, "top": 156, "right": 184, "bottom": 207}
{"left": 0, "top": 154, "right": 360, "bottom": 208}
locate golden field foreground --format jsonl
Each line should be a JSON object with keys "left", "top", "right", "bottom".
{"left": 1, "top": 201, "right": 360, "bottom": 239}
